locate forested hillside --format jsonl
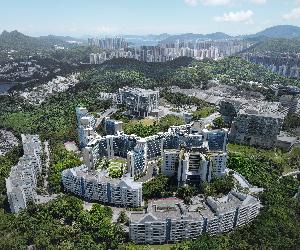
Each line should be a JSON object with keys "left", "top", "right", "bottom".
{"left": 244, "top": 38, "right": 300, "bottom": 54}
{"left": 85, "top": 56, "right": 299, "bottom": 87}
{"left": 0, "top": 30, "right": 67, "bottom": 51}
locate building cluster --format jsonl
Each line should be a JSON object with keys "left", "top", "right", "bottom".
{"left": 244, "top": 53, "right": 300, "bottom": 78}
{"left": 219, "top": 98, "right": 293, "bottom": 149}
{"left": 6, "top": 134, "right": 42, "bottom": 213}
{"left": 90, "top": 46, "right": 220, "bottom": 64}
{"left": 129, "top": 191, "right": 260, "bottom": 244}
{"left": 76, "top": 102, "right": 229, "bottom": 184}
{"left": 89, "top": 37, "right": 250, "bottom": 64}
{"left": 158, "top": 39, "right": 250, "bottom": 57}
{"left": 270, "top": 84, "right": 300, "bottom": 115}
{"left": 19, "top": 74, "right": 80, "bottom": 106}
{"left": 59, "top": 87, "right": 263, "bottom": 243}
{"left": 88, "top": 37, "right": 128, "bottom": 50}
{"left": 63, "top": 86, "right": 230, "bottom": 207}
{"left": 63, "top": 106, "right": 144, "bottom": 207}
{"left": 279, "top": 95, "right": 300, "bottom": 115}
{"left": 270, "top": 84, "right": 300, "bottom": 96}
{"left": 0, "top": 59, "right": 51, "bottom": 83}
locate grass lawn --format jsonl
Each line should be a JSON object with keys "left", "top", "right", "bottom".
{"left": 110, "top": 158, "right": 127, "bottom": 165}
{"left": 131, "top": 118, "right": 156, "bottom": 126}
{"left": 192, "top": 106, "right": 216, "bottom": 119}
{"left": 150, "top": 244, "right": 173, "bottom": 250}
{"left": 108, "top": 159, "right": 124, "bottom": 171}
{"left": 107, "top": 158, "right": 126, "bottom": 178}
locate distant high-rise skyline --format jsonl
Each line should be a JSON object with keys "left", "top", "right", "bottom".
{"left": 1, "top": 0, "right": 300, "bottom": 36}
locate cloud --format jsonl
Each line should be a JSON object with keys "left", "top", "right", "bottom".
{"left": 184, "top": 0, "right": 232, "bottom": 6}
{"left": 202, "top": 0, "right": 232, "bottom": 5}
{"left": 185, "top": 0, "right": 268, "bottom": 6}
{"left": 283, "top": 7, "right": 300, "bottom": 20}
{"left": 250, "top": 0, "right": 266, "bottom": 4}
{"left": 214, "top": 10, "right": 254, "bottom": 22}
{"left": 184, "top": 0, "right": 198, "bottom": 6}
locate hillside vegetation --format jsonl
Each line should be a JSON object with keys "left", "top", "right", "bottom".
{"left": 0, "top": 30, "right": 67, "bottom": 52}
{"left": 244, "top": 38, "right": 300, "bottom": 54}
{"left": 85, "top": 56, "right": 300, "bottom": 88}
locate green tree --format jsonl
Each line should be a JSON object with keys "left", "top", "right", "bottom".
{"left": 213, "top": 116, "right": 226, "bottom": 129}
{"left": 117, "top": 211, "right": 128, "bottom": 224}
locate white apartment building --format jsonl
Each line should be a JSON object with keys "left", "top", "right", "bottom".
{"left": 162, "top": 150, "right": 179, "bottom": 177}
{"left": 6, "top": 134, "right": 42, "bottom": 213}
{"left": 163, "top": 149, "right": 227, "bottom": 186}
{"left": 129, "top": 191, "right": 261, "bottom": 243}
{"left": 129, "top": 198, "right": 205, "bottom": 244}
{"left": 62, "top": 165, "right": 143, "bottom": 207}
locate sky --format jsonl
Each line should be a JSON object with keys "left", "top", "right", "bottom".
{"left": 1, "top": 0, "right": 300, "bottom": 37}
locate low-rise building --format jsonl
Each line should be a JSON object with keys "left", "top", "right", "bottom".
{"left": 129, "top": 191, "right": 261, "bottom": 243}
{"left": 276, "top": 131, "right": 300, "bottom": 151}
{"left": 129, "top": 198, "right": 205, "bottom": 244}
{"left": 62, "top": 165, "right": 143, "bottom": 207}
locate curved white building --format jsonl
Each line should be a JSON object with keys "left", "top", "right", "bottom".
{"left": 62, "top": 165, "right": 143, "bottom": 207}
{"left": 129, "top": 191, "right": 261, "bottom": 243}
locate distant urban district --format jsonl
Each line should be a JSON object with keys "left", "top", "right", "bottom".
{"left": 0, "top": 25, "right": 300, "bottom": 250}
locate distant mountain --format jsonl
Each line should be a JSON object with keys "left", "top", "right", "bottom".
{"left": 207, "top": 32, "right": 233, "bottom": 40}
{"left": 251, "top": 25, "right": 300, "bottom": 39}
{"left": 124, "top": 33, "right": 171, "bottom": 46}
{"left": 124, "top": 33, "right": 170, "bottom": 41}
{"left": 39, "top": 35, "right": 86, "bottom": 44}
{"left": 0, "top": 30, "right": 77, "bottom": 51}
{"left": 160, "top": 32, "right": 232, "bottom": 43}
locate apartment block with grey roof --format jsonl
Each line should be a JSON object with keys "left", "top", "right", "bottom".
{"left": 129, "top": 191, "right": 261, "bottom": 243}
{"left": 129, "top": 198, "right": 205, "bottom": 244}
{"left": 61, "top": 165, "right": 143, "bottom": 207}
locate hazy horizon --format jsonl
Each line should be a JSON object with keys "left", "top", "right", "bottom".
{"left": 1, "top": 0, "right": 300, "bottom": 37}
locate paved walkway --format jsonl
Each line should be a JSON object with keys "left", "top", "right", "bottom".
{"left": 137, "top": 160, "right": 156, "bottom": 183}
{"left": 280, "top": 170, "right": 300, "bottom": 179}
{"left": 36, "top": 194, "right": 60, "bottom": 204}
{"left": 96, "top": 108, "right": 118, "bottom": 127}
{"left": 43, "top": 141, "right": 50, "bottom": 191}
{"left": 35, "top": 140, "right": 61, "bottom": 204}
{"left": 200, "top": 112, "right": 221, "bottom": 126}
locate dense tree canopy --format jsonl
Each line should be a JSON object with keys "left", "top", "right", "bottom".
{"left": 0, "top": 196, "right": 124, "bottom": 249}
